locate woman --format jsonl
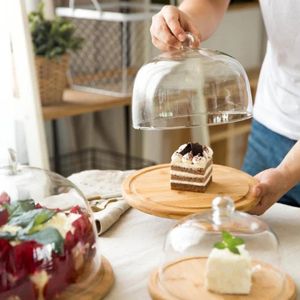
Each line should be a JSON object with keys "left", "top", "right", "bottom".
{"left": 150, "top": 0, "right": 300, "bottom": 214}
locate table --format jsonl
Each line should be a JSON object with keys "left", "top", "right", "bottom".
{"left": 101, "top": 204, "right": 300, "bottom": 300}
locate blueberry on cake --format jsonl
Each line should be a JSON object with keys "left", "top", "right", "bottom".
{"left": 170, "top": 142, "right": 213, "bottom": 192}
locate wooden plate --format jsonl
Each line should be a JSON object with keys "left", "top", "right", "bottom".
{"left": 149, "top": 257, "right": 296, "bottom": 300}
{"left": 58, "top": 256, "right": 114, "bottom": 300}
{"left": 122, "top": 164, "right": 259, "bottom": 219}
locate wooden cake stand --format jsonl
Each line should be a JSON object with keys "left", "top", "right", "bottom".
{"left": 58, "top": 256, "right": 114, "bottom": 300}
{"left": 148, "top": 257, "right": 296, "bottom": 300}
{"left": 122, "top": 164, "right": 259, "bottom": 219}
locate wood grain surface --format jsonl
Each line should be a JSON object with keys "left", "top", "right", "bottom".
{"left": 58, "top": 256, "right": 114, "bottom": 300}
{"left": 122, "top": 164, "right": 259, "bottom": 219}
{"left": 149, "top": 257, "right": 296, "bottom": 300}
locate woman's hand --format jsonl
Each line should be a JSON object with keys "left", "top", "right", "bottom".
{"left": 249, "top": 168, "right": 289, "bottom": 215}
{"left": 150, "top": 5, "right": 201, "bottom": 51}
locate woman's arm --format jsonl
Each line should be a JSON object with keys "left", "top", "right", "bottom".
{"left": 150, "top": 0, "right": 230, "bottom": 51}
{"left": 250, "top": 140, "right": 300, "bottom": 215}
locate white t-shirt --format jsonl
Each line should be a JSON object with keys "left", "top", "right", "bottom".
{"left": 254, "top": 0, "right": 300, "bottom": 140}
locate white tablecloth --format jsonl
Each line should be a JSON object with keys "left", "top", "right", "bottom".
{"left": 101, "top": 203, "right": 300, "bottom": 300}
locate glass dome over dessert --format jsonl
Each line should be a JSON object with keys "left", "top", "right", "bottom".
{"left": 132, "top": 33, "right": 253, "bottom": 130}
{"left": 0, "top": 150, "right": 100, "bottom": 300}
{"left": 149, "top": 196, "right": 294, "bottom": 300}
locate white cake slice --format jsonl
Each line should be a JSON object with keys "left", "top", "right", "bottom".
{"left": 205, "top": 245, "right": 252, "bottom": 294}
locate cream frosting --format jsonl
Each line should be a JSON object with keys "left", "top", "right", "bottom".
{"left": 170, "top": 166, "right": 212, "bottom": 179}
{"left": 171, "top": 143, "right": 213, "bottom": 167}
{"left": 170, "top": 175, "right": 211, "bottom": 187}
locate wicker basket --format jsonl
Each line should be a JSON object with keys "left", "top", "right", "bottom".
{"left": 35, "top": 54, "right": 69, "bottom": 105}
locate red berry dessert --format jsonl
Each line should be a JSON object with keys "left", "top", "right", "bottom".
{"left": 0, "top": 193, "right": 96, "bottom": 300}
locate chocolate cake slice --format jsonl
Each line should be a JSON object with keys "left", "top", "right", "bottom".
{"left": 170, "top": 142, "right": 213, "bottom": 192}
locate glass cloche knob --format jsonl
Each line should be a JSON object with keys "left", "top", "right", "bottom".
{"left": 212, "top": 195, "right": 235, "bottom": 225}
{"left": 132, "top": 33, "right": 253, "bottom": 130}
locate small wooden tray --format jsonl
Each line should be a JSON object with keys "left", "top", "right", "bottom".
{"left": 58, "top": 256, "right": 114, "bottom": 300}
{"left": 122, "top": 164, "right": 259, "bottom": 219}
{"left": 149, "top": 257, "right": 296, "bottom": 300}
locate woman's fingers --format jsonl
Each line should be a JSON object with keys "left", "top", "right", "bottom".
{"left": 150, "top": 5, "right": 202, "bottom": 51}
{"left": 161, "top": 5, "right": 186, "bottom": 42}
{"left": 151, "top": 36, "right": 178, "bottom": 52}
{"left": 150, "top": 13, "right": 181, "bottom": 50}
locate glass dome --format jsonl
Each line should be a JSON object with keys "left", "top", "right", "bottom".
{"left": 153, "top": 196, "right": 288, "bottom": 300}
{"left": 0, "top": 150, "right": 100, "bottom": 300}
{"left": 132, "top": 33, "right": 253, "bottom": 130}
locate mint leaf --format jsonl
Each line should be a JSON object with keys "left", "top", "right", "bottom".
{"left": 9, "top": 208, "right": 56, "bottom": 229}
{"left": 214, "top": 231, "right": 245, "bottom": 255}
{"left": 214, "top": 241, "right": 226, "bottom": 249}
{"left": 7, "top": 199, "right": 35, "bottom": 218}
{"left": 0, "top": 231, "right": 17, "bottom": 240}
{"left": 19, "top": 227, "right": 64, "bottom": 254}
{"left": 222, "top": 231, "right": 233, "bottom": 242}
{"left": 9, "top": 209, "right": 42, "bottom": 227}
{"left": 233, "top": 237, "right": 244, "bottom": 246}
{"left": 228, "top": 245, "right": 240, "bottom": 255}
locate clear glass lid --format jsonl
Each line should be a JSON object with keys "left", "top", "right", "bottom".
{"left": 0, "top": 150, "right": 100, "bottom": 300}
{"left": 132, "top": 33, "right": 253, "bottom": 130}
{"left": 158, "top": 196, "right": 286, "bottom": 299}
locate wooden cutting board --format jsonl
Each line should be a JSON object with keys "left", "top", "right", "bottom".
{"left": 122, "top": 164, "right": 259, "bottom": 219}
{"left": 58, "top": 256, "right": 114, "bottom": 300}
{"left": 149, "top": 257, "right": 296, "bottom": 300}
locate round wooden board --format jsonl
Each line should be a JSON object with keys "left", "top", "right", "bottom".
{"left": 58, "top": 256, "right": 114, "bottom": 300}
{"left": 122, "top": 164, "right": 259, "bottom": 219}
{"left": 148, "top": 257, "right": 296, "bottom": 300}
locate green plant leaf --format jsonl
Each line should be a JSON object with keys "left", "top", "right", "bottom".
{"left": 8, "top": 208, "right": 56, "bottom": 233}
{"left": 28, "top": 6, "right": 84, "bottom": 58}
{"left": 0, "top": 231, "right": 17, "bottom": 240}
{"left": 7, "top": 199, "right": 35, "bottom": 218}
{"left": 214, "top": 231, "right": 245, "bottom": 255}
{"left": 214, "top": 241, "right": 226, "bottom": 249}
{"left": 228, "top": 244, "right": 240, "bottom": 255}
{"left": 222, "top": 231, "right": 233, "bottom": 242}
{"left": 19, "top": 227, "right": 64, "bottom": 254}
{"left": 233, "top": 237, "right": 245, "bottom": 246}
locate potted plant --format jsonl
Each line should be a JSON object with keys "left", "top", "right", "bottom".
{"left": 29, "top": 4, "right": 83, "bottom": 105}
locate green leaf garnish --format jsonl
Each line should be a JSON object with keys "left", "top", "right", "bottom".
{"left": 0, "top": 231, "right": 17, "bottom": 240}
{"left": 19, "top": 227, "right": 64, "bottom": 254}
{"left": 214, "top": 231, "right": 245, "bottom": 255}
{"left": 6, "top": 199, "right": 35, "bottom": 218}
{"left": 214, "top": 241, "right": 226, "bottom": 250}
{"left": 8, "top": 208, "right": 56, "bottom": 229}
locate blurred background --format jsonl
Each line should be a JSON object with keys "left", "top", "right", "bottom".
{"left": 0, "top": 0, "right": 265, "bottom": 176}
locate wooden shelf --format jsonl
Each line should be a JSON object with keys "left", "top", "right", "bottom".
{"left": 229, "top": 0, "right": 259, "bottom": 11}
{"left": 42, "top": 89, "right": 131, "bottom": 121}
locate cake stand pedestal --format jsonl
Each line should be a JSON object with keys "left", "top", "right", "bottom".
{"left": 148, "top": 257, "right": 296, "bottom": 300}
{"left": 58, "top": 255, "right": 114, "bottom": 300}
{"left": 122, "top": 164, "right": 259, "bottom": 219}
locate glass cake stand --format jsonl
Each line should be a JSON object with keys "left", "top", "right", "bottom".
{"left": 132, "top": 33, "right": 253, "bottom": 130}
{"left": 148, "top": 196, "right": 296, "bottom": 300}
{"left": 0, "top": 150, "right": 114, "bottom": 300}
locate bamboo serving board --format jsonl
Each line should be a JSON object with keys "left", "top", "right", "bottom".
{"left": 149, "top": 257, "right": 296, "bottom": 300}
{"left": 122, "top": 164, "right": 259, "bottom": 219}
{"left": 58, "top": 256, "right": 114, "bottom": 300}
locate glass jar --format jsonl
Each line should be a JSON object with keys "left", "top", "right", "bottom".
{"left": 0, "top": 150, "right": 100, "bottom": 300}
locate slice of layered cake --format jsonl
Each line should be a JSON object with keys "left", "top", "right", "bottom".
{"left": 170, "top": 142, "right": 213, "bottom": 192}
